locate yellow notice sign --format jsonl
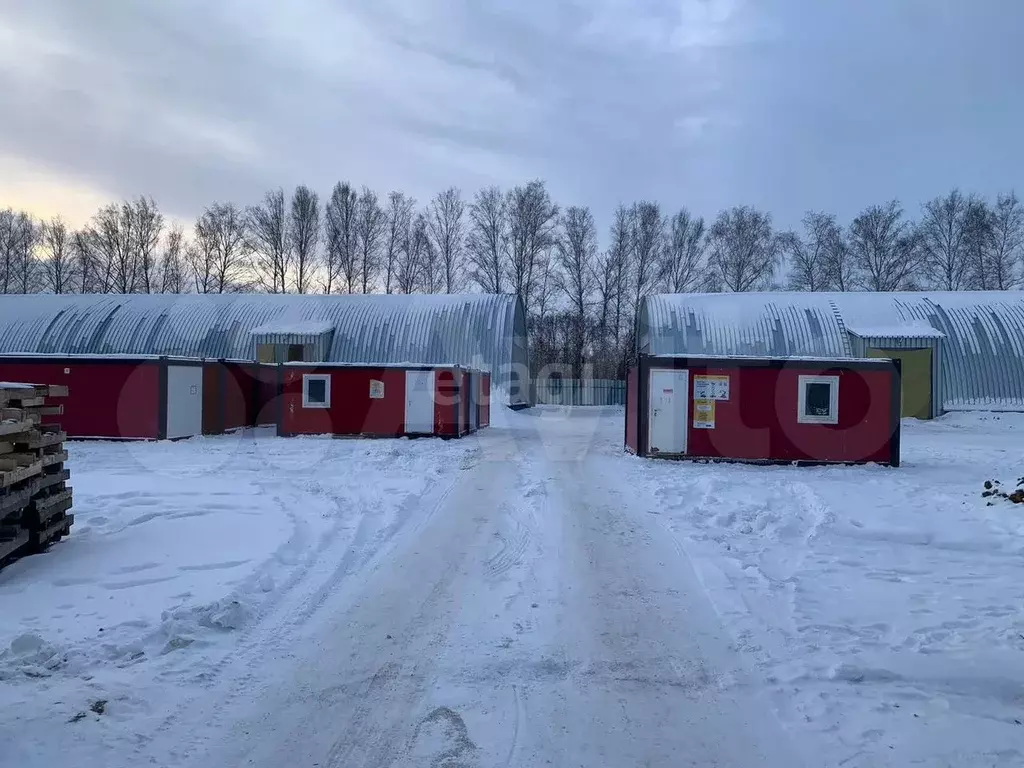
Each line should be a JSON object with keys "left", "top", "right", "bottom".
{"left": 693, "top": 399, "right": 715, "bottom": 429}
{"left": 693, "top": 374, "right": 730, "bottom": 401}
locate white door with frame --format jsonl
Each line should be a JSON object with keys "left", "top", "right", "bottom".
{"left": 405, "top": 370, "right": 436, "bottom": 434}
{"left": 166, "top": 365, "right": 203, "bottom": 439}
{"left": 648, "top": 369, "right": 689, "bottom": 454}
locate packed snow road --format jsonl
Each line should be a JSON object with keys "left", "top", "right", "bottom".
{"left": 4, "top": 408, "right": 1023, "bottom": 767}
{"left": 134, "top": 410, "right": 804, "bottom": 767}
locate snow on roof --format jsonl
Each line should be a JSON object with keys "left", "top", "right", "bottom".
{"left": 249, "top": 320, "right": 336, "bottom": 336}
{"left": 281, "top": 361, "right": 463, "bottom": 369}
{"left": 0, "top": 293, "right": 528, "bottom": 404}
{"left": 845, "top": 321, "right": 946, "bottom": 339}
{"left": 648, "top": 353, "right": 892, "bottom": 364}
{"left": 0, "top": 381, "right": 34, "bottom": 389}
{"left": 640, "top": 291, "right": 1024, "bottom": 411}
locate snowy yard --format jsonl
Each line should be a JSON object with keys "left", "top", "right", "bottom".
{"left": 1, "top": 410, "right": 1022, "bottom": 767}
{"left": 623, "top": 412, "right": 1024, "bottom": 766}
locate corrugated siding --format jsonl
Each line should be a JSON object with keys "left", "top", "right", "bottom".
{"left": 640, "top": 292, "right": 1024, "bottom": 411}
{"left": 0, "top": 294, "right": 528, "bottom": 401}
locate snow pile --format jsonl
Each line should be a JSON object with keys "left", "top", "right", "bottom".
{"left": 624, "top": 411, "right": 1024, "bottom": 766}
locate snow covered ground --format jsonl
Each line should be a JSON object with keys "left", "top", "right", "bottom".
{"left": 1, "top": 410, "right": 1022, "bottom": 767}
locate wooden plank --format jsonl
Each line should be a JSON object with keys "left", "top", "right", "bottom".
{"left": 34, "top": 405, "right": 64, "bottom": 416}
{"left": 5, "top": 396, "right": 46, "bottom": 408}
{"left": 0, "top": 420, "right": 34, "bottom": 437}
{"left": 0, "top": 442, "right": 12, "bottom": 456}
{"left": 0, "top": 484, "right": 34, "bottom": 518}
{"left": 36, "top": 469, "right": 70, "bottom": 492}
{"left": 31, "top": 513, "right": 73, "bottom": 550}
{"left": 26, "top": 491, "right": 73, "bottom": 527}
{"left": 0, "top": 460, "right": 42, "bottom": 489}
{"left": 0, "top": 453, "right": 40, "bottom": 471}
{"left": 45, "top": 385, "right": 70, "bottom": 398}
{"left": 41, "top": 451, "right": 68, "bottom": 468}
{"left": 14, "top": 431, "right": 65, "bottom": 450}
{"left": 0, "top": 529, "right": 29, "bottom": 561}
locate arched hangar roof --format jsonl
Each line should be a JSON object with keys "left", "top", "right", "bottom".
{"left": 639, "top": 291, "right": 1024, "bottom": 411}
{"left": 0, "top": 293, "right": 529, "bottom": 402}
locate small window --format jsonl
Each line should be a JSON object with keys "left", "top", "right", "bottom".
{"left": 302, "top": 374, "right": 331, "bottom": 408}
{"left": 798, "top": 375, "right": 839, "bottom": 424}
{"left": 287, "top": 344, "right": 305, "bottom": 362}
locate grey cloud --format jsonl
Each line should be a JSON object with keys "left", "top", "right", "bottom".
{"left": 2, "top": 0, "right": 1019, "bottom": 231}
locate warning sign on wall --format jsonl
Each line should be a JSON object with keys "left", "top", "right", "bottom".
{"left": 693, "top": 399, "right": 715, "bottom": 429}
{"left": 693, "top": 374, "right": 730, "bottom": 401}
{"left": 369, "top": 380, "right": 385, "bottom": 399}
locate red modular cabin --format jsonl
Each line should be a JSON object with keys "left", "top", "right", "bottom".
{"left": 278, "top": 364, "right": 490, "bottom": 438}
{"left": 0, "top": 355, "right": 205, "bottom": 439}
{"left": 626, "top": 354, "right": 901, "bottom": 466}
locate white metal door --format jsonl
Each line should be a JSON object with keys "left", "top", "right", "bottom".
{"left": 405, "top": 370, "right": 436, "bottom": 434}
{"left": 166, "top": 365, "right": 203, "bottom": 439}
{"left": 648, "top": 369, "right": 688, "bottom": 454}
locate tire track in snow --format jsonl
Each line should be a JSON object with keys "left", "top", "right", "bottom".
{"left": 132, "top": 464, "right": 466, "bottom": 767}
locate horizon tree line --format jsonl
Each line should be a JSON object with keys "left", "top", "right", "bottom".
{"left": 1, "top": 183, "right": 1022, "bottom": 378}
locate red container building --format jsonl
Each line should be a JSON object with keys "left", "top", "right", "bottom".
{"left": 626, "top": 354, "right": 901, "bottom": 466}
{"left": 278, "top": 363, "right": 489, "bottom": 438}
{"left": 0, "top": 355, "right": 206, "bottom": 440}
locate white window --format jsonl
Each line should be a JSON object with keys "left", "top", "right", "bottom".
{"left": 798, "top": 375, "right": 839, "bottom": 424}
{"left": 302, "top": 374, "right": 331, "bottom": 409}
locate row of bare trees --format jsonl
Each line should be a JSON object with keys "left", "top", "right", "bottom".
{"left": 3, "top": 184, "right": 1022, "bottom": 377}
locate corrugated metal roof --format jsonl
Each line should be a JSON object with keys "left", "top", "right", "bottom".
{"left": 0, "top": 293, "right": 528, "bottom": 400}
{"left": 639, "top": 291, "right": 1024, "bottom": 410}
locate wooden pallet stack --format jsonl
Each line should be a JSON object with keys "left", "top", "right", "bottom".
{"left": 0, "top": 383, "right": 73, "bottom": 568}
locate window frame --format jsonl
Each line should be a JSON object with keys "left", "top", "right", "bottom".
{"left": 302, "top": 374, "right": 332, "bottom": 409}
{"left": 797, "top": 374, "right": 840, "bottom": 425}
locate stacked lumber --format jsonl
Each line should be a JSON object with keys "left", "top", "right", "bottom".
{"left": 0, "top": 383, "right": 73, "bottom": 567}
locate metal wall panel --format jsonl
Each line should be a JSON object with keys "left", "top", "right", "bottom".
{"left": 0, "top": 294, "right": 528, "bottom": 403}
{"left": 639, "top": 292, "right": 1024, "bottom": 412}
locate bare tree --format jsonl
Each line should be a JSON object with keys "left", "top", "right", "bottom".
{"left": 786, "top": 211, "right": 842, "bottom": 291}
{"left": 0, "top": 209, "right": 37, "bottom": 293}
{"left": 417, "top": 221, "right": 443, "bottom": 294}
{"left": 192, "top": 202, "right": 249, "bottom": 294}
{"left": 40, "top": 216, "right": 76, "bottom": 294}
{"left": 382, "top": 191, "right": 415, "bottom": 295}
{"left": 661, "top": 208, "right": 708, "bottom": 293}
{"left": 289, "top": 185, "right": 320, "bottom": 294}
{"left": 89, "top": 201, "right": 135, "bottom": 293}
{"left": 987, "top": 192, "right": 1023, "bottom": 289}
{"left": 466, "top": 186, "right": 507, "bottom": 294}
{"left": 848, "top": 201, "right": 921, "bottom": 291}
{"left": 606, "top": 204, "right": 634, "bottom": 358}
{"left": 825, "top": 230, "right": 855, "bottom": 292}
{"left": 134, "top": 197, "right": 164, "bottom": 294}
{"left": 159, "top": 223, "right": 188, "bottom": 294}
{"left": 247, "top": 188, "right": 289, "bottom": 293}
{"left": 554, "top": 206, "right": 598, "bottom": 374}
{"left": 324, "top": 182, "right": 358, "bottom": 293}
{"left": 533, "top": 244, "right": 557, "bottom": 323}
{"left": 963, "top": 199, "right": 994, "bottom": 290}
{"left": 707, "top": 206, "right": 785, "bottom": 292}
{"left": 506, "top": 180, "right": 558, "bottom": 311}
{"left": 631, "top": 200, "right": 664, "bottom": 308}
{"left": 9, "top": 216, "right": 39, "bottom": 293}
{"left": 355, "top": 187, "right": 386, "bottom": 293}
{"left": 396, "top": 212, "right": 430, "bottom": 294}
{"left": 72, "top": 230, "right": 97, "bottom": 293}
{"left": 919, "top": 189, "right": 974, "bottom": 290}
{"left": 427, "top": 187, "right": 466, "bottom": 293}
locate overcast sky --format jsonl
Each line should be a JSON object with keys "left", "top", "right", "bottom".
{"left": 2, "top": 0, "right": 1021, "bottom": 231}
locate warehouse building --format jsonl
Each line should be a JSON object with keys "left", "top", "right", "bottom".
{"left": 0, "top": 294, "right": 529, "bottom": 406}
{"left": 638, "top": 292, "right": 1024, "bottom": 418}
